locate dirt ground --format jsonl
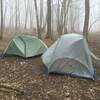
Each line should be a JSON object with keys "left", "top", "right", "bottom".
{"left": 0, "top": 33, "right": 100, "bottom": 100}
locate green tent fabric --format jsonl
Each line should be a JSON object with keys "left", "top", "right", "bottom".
{"left": 42, "top": 33, "right": 100, "bottom": 80}
{"left": 4, "top": 34, "right": 48, "bottom": 57}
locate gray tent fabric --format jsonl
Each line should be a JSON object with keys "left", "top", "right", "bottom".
{"left": 42, "top": 33, "right": 99, "bottom": 80}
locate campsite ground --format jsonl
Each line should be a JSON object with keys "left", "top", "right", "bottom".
{"left": 0, "top": 32, "right": 100, "bottom": 100}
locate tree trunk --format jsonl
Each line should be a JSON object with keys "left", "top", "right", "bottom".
{"left": 46, "top": 0, "right": 52, "bottom": 38}
{"left": 57, "top": 0, "right": 68, "bottom": 35}
{"left": 40, "top": 0, "right": 43, "bottom": 32}
{"left": 29, "top": 0, "right": 33, "bottom": 29}
{"left": 0, "top": 0, "right": 3, "bottom": 40}
{"left": 51, "top": 0, "right": 53, "bottom": 34}
{"left": 15, "top": 0, "right": 18, "bottom": 34}
{"left": 9, "top": 3, "right": 14, "bottom": 32}
{"left": 24, "top": 0, "right": 28, "bottom": 29}
{"left": 63, "top": 0, "right": 70, "bottom": 34}
{"left": 18, "top": 0, "right": 20, "bottom": 32}
{"left": 57, "top": 0, "right": 60, "bottom": 34}
{"left": 3, "top": 1, "right": 7, "bottom": 30}
{"left": 34, "top": 0, "right": 41, "bottom": 39}
{"left": 83, "top": 0, "right": 90, "bottom": 41}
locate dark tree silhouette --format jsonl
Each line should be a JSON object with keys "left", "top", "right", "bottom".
{"left": 34, "top": 0, "right": 41, "bottom": 39}
{"left": 0, "top": 0, "right": 3, "bottom": 40}
{"left": 83, "top": 0, "right": 90, "bottom": 41}
{"left": 46, "top": 0, "right": 52, "bottom": 38}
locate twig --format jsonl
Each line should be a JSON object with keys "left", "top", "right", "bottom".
{"left": 88, "top": 17, "right": 100, "bottom": 32}
{"left": 0, "top": 84, "right": 25, "bottom": 95}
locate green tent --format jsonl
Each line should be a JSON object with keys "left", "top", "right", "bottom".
{"left": 42, "top": 33, "right": 100, "bottom": 80}
{"left": 4, "top": 34, "right": 48, "bottom": 57}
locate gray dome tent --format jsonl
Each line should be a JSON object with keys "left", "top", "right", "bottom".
{"left": 42, "top": 33, "right": 100, "bottom": 80}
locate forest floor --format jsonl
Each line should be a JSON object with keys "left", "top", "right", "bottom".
{"left": 0, "top": 33, "right": 100, "bottom": 100}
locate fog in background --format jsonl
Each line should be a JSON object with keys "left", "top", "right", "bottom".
{"left": 1, "top": 0, "right": 100, "bottom": 33}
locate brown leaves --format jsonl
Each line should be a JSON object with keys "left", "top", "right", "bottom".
{"left": 0, "top": 56, "right": 100, "bottom": 100}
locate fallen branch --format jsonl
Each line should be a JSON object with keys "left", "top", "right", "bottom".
{"left": 0, "top": 84, "right": 25, "bottom": 95}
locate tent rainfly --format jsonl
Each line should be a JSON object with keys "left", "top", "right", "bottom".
{"left": 42, "top": 33, "right": 100, "bottom": 80}
{"left": 4, "top": 34, "right": 48, "bottom": 57}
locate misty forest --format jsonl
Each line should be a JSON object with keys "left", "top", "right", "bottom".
{"left": 0, "top": 0, "right": 100, "bottom": 100}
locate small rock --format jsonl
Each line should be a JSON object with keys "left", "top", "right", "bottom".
{"left": 65, "top": 92, "right": 70, "bottom": 97}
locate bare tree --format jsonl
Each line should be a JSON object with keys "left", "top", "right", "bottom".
{"left": 40, "top": 0, "right": 44, "bottom": 32}
{"left": 3, "top": 0, "right": 7, "bottom": 29}
{"left": 17, "top": 0, "right": 20, "bottom": 31}
{"left": 88, "top": 17, "right": 100, "bottom": 32}
{"left": 56, "top": 0, "right": 70, "bottom": 35}
{"left": 57, "top": 0, "right": 60, "bottom": 34}
{"left": 83, "top": 0, "right": 90, "bottom": 40}
{"left": 24, "top": 0, "right": 28, "bottom": 29}
{"left": 39, "top": 0, "right": 46, "bottom": 33}
{"left": 59, "top": 0, "right": 66, "bottom": 34}
{"left": 8, "top": 1, "right": 14, "bottom": 32}
{"left": 63, "top": 0, "right": 70, "bottom": 33}
{"left": 51, "top": 0, "right": 54, "bottom": 34}
{"left": 69, "top": 4, "right": 76, "bottom": 32}
{"left": 15, "top": 0, "right": 18, "bottom": 34}
{"left": 46, "top": 0, "right": 52, "bottom": 38}
{"left": 29, "top": 0, "right": 33, "bottom": 29}
{"left": 0, "top": 0, "right": 3, "bottom": 40}
{"left": 34, "top": 0, "right": 41, "bottom": 39}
